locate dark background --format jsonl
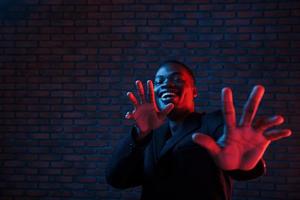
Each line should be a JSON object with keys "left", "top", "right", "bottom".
{"left": 0, "top": 0, "right": 299, "bottom": 199}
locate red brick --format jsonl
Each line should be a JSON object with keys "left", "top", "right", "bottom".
{"left": 225, "top": 19, "right": 250, "bottom": 26}
{"left": 237, "top": 11, "right": 263, "bottom": 18}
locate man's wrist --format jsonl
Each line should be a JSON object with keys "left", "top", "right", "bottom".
{"left": 133, "top": 126, "right": 151, "bottom": 141}
{"left": 131, "top": 125, "right": 152, "bottom": 145}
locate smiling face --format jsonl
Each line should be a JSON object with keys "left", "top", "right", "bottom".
{"left": 154, "top": 63, "right": 197, "bottom": 119}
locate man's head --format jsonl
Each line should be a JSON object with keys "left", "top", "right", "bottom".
{"left": 154, "top": 60, "right": 197, "bottom": 119}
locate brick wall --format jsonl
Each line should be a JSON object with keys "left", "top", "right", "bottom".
{"left": 0, "top": 0, "right": 299, "bottom": 199}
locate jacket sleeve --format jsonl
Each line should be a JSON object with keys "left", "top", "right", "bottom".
{"left": 105, "top": 126, "right": 152, "bottom": 189}
{"left": 206, "top": 110, "right": 267, "bottom": 181}
{"left": 224, "top": 159, "right": 266, "bottom": 181}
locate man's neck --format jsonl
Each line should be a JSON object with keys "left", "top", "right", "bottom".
{"left": 168, "top": 110, "right": 193, "bottom": 135}
{"left": 168, "top": 108, "right": 193, "bottom": 121}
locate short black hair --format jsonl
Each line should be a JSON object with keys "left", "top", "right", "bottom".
{"left": 158, "top": 60, "right": 196, "bottom": 84}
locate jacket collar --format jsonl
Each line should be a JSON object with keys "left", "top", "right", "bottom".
{"left": 153, "top": 112, "right": 204, "bottom": 159}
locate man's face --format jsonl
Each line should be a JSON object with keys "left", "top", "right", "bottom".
{"left": 154, "top": 64, "right": 197, "bottom": 115}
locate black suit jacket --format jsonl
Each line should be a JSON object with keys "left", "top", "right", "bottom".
{"left": 106, "top": 111, "right": 266, "bottom": 200}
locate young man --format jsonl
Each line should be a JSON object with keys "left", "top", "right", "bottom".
{"left": 106, "top": 61, "right": 291, "bottom": 200}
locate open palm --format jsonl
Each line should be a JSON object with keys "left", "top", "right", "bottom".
{"left": 193, "top": 86, "right": 291, "bottom": 171}
{"left": 125, "top": 80, "right": 174, "bottom": 140}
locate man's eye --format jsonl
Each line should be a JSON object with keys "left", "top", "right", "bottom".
{"left": 173, "top": 77, "right": 184, "bottom": 83}
{"left": 154, "top": 78, "right": 164, "bottom": 85}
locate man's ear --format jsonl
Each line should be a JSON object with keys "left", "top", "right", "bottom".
{"left": 193, "top": 87, "right": 198, "bottom": 98}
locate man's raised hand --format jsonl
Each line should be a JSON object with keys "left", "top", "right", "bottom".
{"left": 193, "top": 85, "right": 292, "bottom": 171}
{"left": 125, "top": 80, "right": 174, "bottom": 140}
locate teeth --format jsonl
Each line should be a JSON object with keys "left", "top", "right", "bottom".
{"left": 161, "top": 92, "right": 176, "bottom": 99}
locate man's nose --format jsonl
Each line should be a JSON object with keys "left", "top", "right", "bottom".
{"left": 161, "top": 78, "right": 176, "bottom": 87}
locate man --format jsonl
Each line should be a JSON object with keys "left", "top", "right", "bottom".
{"left": 106, "top": 61, "right": 291, "bottom": 200}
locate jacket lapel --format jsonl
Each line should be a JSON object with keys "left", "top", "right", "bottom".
{"left": 159, "top": 112, "right": 203, "bottom": 158}
{"left": 152, "top": 122, "right": 170, "bottom": 163}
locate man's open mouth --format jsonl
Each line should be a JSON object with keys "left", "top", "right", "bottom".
{"left": 161, "top": 92, "right": 177, "bottom": 101}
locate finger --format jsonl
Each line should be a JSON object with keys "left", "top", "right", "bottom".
{"left": 125, "top": 111, "right": 134, "bottom": 119}
{"left": 254, "top": 115, "right": 284, "bottom": 131}
{"left": 239, "top": 85, "right": 265, "bottom": 127}
{"left": 159, "top": 103, "right": 174, "bottom": 118}
{"left": 264, "top": 129, "right": 292, "bottom": 141}
{"left": 127, "top": 92, "right": 139, "bottom": 107}
{"left": 222, "top": 87, "right": 236, "bottom": 128}
{"left": 147, "top": 80, "right": 159, "bottom": 111}
{"left": 192, "top": 133, "right": 221, "bottom": 157}
{"left": 136, "top": 80, "right": 146, "bottom": 104}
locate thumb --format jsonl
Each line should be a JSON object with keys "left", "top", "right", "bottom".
{"left": 159, "top": 103, "right": 174, "bottom": 117}
{"left": 192, "top": 133, "right": 221, "bottom": 157}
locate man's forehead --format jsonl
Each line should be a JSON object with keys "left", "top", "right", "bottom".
{"left": 155, "top": 64, "right": 189, "bottom": 77}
